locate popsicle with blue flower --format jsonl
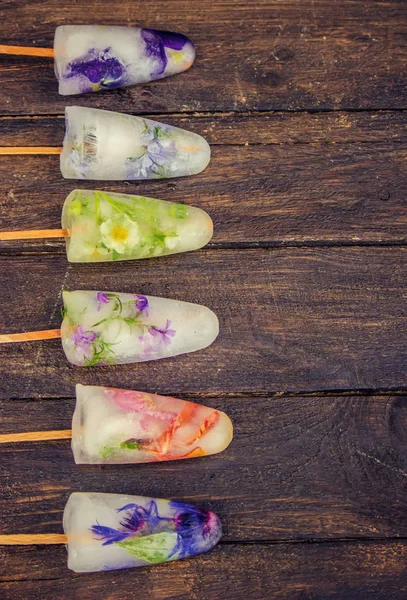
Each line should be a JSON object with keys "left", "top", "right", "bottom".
{"left": 0, "top": 290, "right": 219, "bottom": 366}
{"left": 0, "top": 492, "right": 222, "bottom": 573}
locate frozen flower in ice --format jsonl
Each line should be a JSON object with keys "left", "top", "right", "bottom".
{"left": 100, "top": 215, "right": 140, "bottom": 254}
{"left": 72, "top": 325, "right": 97, "bottom": 350}
{"left": 149, "top": 320, "right": 176, "bottom": 346}
{"left": 135, "top": 294, "right": 149, "bottom": 316}
{"left": 65, "top": 47, "right": 125, "bottom": 92}
{"left": 97, "top": 292, "right": 110, "bottom": 311}
{"left": 126, "top": 125, "right": 176, "bottom": 179}
{"left": 141, "top": 29, "right": 190, "bottom": 77}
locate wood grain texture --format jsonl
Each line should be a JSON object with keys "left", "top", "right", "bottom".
{"left": 1, "top": 112, "right": 406, "bottom": 146}
{"left": 2, "top": 541, "right": 407, "bottom": 600}
{"left": 0, "top": 249, "right": 405, "bottom": 399}
{"left": 0, "top": 114, "right": 406, "bottom": 246}
{"left": 0, "top": 0, "right": 406, "bottom": 597}
{"left": 0, "top": 0, "right": 406, "bottom": 114}
{"left": 1, "top": 395, "right": 407, "bottom": 541}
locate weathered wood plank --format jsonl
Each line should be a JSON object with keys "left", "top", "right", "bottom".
{"left": 1, "top": 112, "right": 406, "bottom": 146}
{"left": 0, "top": 249, "right": 405, "bottom": 398}
{"left": 2, "top": 541, "right": 407, "bottom": 599}
{"left": 0, "top": 0, "right": 405, "bottom": 114}
{"left": 0, "top": 116, "right": 405, "bottom": 246}
{"left": 0, "top": 0, "right": 405, "bottom": 597}
{"left": 1, "top": 395, "right": 407, "bottom": 541}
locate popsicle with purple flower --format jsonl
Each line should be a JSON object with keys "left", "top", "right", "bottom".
{"left": 0, "top": 25, "right": 196, "bottom": 96}
{"left": 54, "top": 25, "right": 196, "bottom": 95}
{"left": 0, "top": 107, "right": 211, "bottom": 179}
{"left": 62, "top": 290, "right": 219, "bottom": 367}
{"left": 60, "top": 107, "right": 210, "bottom": 180}
{"left": 0, "top": 290, "right": 219, "bottom": 367}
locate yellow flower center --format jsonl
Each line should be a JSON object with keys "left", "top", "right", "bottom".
{"left": 168, "top": 49, "right": 185, "bottom": 64}
{"left": 111, "top": 225, "right": 129, "bottom": 243}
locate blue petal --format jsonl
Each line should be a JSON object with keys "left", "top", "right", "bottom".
{"left": 89, "top": 524, "right": 130, "bottom": 545}
{"left": 116, "top": 503, "right": 140, "bottom": 513}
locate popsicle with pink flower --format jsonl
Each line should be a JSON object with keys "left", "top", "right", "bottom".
{"left": 0, "top": 290, "right": 219, "bottom": 367}
{"left": 0, "top": 384, "right": 234, "bottom": 466}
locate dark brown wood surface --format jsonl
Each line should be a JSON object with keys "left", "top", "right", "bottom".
{"left": 0, "top": 113, "right": 406, "bottom": 246}
{"left": 0, "top": 0, "right": 406, "bottom": 114}
{"left": 0, "top": 249, "right": 406, "bottom": 398}
{"left": 0, "top": 0, "right": 406, "bottom": 599}
{"left": 2, "top": 394, "right": 407, "bottom": 541}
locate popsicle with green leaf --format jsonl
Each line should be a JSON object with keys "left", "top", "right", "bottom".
{"left": 0, "top": 290, "right": 219, "bottom": 367}
{"left": 0, "top": 189, "right": 213, "bottom": 262}
{"left": 0, "top": 492, "right": 222, "bottom": 573}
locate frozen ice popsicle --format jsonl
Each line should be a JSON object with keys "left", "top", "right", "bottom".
{"left": 60, "top": 107, "right": 210, "bottom": 180}
{"left": 62, "top": 189, "right": 213, "bottom": 262}
{"left": 0, "top": 290, "right": 219, "bottom": 366}
{"left": 54, "top": 25, "right": 196, "bottom": 95}
{"left": 72, "top": 384, "right": 233, "bottom": 464}
{"left": 61, "top": 290, "right": 219, "bottom": 366}
{"left": 64, "top": 492, "right": 222, "bottom": 573}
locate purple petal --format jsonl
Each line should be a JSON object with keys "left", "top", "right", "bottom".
{"left": 85, "top": 331, "right": 97, "bottom": 343}
{"left": 66, "top": 48, "right": 125, "bottom": 89}
{"left": 135, "top": 295, "right": 149, "bottom": 313}
{"left": 141, "top": 29, "right": 168, "bottom": 76}
{"left": 89, "top": 524, "right": 130, "bottom": 546}
{"left": 97, "top": 292, "right": 109, "bottom": 304}
{"left": 146, "top": 30, "right": 190, "bottom": 51}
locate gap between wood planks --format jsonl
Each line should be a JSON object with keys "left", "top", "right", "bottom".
{"left": 3, "top": 389, "right": 407, "bottom": 402}
{"left": 1, "top": 241, "right": 407, "bottom": 257}
{"left": 0, "top": 108, "right": 406, "bottom": 119}
{"left": 221, "top": 537, "right": 407, "bottom": 546}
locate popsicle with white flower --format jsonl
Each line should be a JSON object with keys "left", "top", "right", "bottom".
{"left": 0, "top": 25, "right": 196, "bottom": 95}
{"left": 0, "top": 493, "right": 222, "bottom": 573}
{"left": 0, "top": 107, "right": 211, "bottom": 180}
{"left": 0, "top": 384, "right": 234, "bottom": 465}
{"left": 0, "top": 189, "right": 213, "bottom": 262}
{"left": 0, "top": 290, "right": 219, "bottom": 367}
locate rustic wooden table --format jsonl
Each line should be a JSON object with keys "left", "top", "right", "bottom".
{"left": 0, "top": 1, "right": 406, "bottom": 598}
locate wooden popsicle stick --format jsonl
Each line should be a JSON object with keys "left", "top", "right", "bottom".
{"left": 0, "top": 534, "right": 67, "bottom": 545}
{"left": 0, "top": 430, "right": 72, "bottom": 444}
{"left": 0, "top": 229, "right": 70, "bottom": 241}
{"left": 0, "top": 45, "right": 54, "bottom": 58}
{"left": 0, "top": 329, "right": 61, "bottom": 343}
{"left": 0, "top": 147, "right": 62, "bottom": 155}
